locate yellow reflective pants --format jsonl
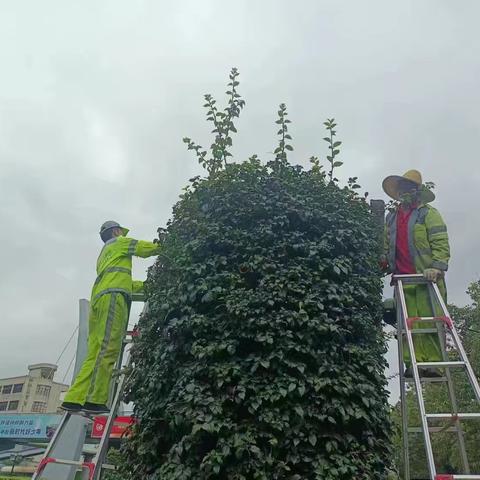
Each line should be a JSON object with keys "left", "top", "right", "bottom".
{"left": 64, "top": 292, "right": 128, "bottom": 405}
{"left": 401, "top": 280, "right": 447, "bottom": 366}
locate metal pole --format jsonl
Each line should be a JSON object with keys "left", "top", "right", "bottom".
{"left": 74, "top": 299, "right": 90, "bottom": 376}
{"left": 40, "top": 299, "right": 91, "bottom": 480}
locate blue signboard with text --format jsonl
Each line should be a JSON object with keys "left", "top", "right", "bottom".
{"left": 0, "top": 414, "right": 61, "bottom": 440}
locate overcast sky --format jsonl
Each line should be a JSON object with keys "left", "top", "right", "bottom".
{"left": 1, "top": 1, "right": 479, "bottom": 403}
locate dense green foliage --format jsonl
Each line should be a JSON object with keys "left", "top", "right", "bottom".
{"left": 392, "top": 281, "right": 480, "bottom": 478}
{"left": 121, "top": 70, "right": 392, "bottom": 479}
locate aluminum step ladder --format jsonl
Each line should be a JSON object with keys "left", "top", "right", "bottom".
{"left": 395, "top": 274, "right": 480, "bottom": 480}
{"left": 32, "top": 324, "right": 139, "bottom": 480}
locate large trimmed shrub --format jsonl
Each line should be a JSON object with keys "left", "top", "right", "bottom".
{"left": 122, "top": 70, "right": 392, "bottom": 479}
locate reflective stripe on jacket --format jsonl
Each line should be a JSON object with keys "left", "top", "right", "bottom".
{"left": 91, "top": 236, "right": 160, "bottom": 302}
{"left": 384, "top": 204, "right": 450, "bottom": 274}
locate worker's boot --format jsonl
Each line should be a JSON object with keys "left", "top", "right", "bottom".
{"left": 420, "top": 367, "right": 442, "bottom": 378}
{"left": 61, "top": 402, "right": 82, "bottom": 412}
{"left": 82, "top": 402, "right": 110, "bottom": 414}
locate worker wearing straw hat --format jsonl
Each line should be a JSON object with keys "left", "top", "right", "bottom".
{"left": 382, "top": 170, "right": 450, "bottom": 376}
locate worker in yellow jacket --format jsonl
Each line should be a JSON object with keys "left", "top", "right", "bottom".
{"left": 62, "top": 221, "right": 160, "bottom": 413}
{"left": 382, "top": 170, "right": 450, "bottom": 377}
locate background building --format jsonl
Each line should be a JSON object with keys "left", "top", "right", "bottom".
{"left": 0, "top": 364, "right": 68, "bottom": 414}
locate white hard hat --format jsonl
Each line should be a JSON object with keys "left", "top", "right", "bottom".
{"left": 99, "top": 220, "right": 129, "bottom": 238}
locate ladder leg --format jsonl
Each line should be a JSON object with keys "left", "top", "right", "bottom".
{"left": 428, "top": 284, "right": 471, "bottom": 473}
{"left": 31, "top": 412, "right": 71, "bottom": 480}
{"left": 106, "top": 322, "right": 129, "bottom": 407}
{"left": 437, "top": 321, "right": 470, "bottom": 473}
{"left": 444, "top": 365, "right": 470, "bottom": 473}
{"left": 396, "top": 288, "right": 410, "bottom": 480}
{"left": 397, "top": 280, "right": 437, "bottom": 479}
{"left": 394, "top": 275, "right": 480, "bottom": 479}
{"left": 91, "top": 339, "right": 132, "bottom": 480}
{"left": 432, "top": 283, "right": 480, "bottom": 403}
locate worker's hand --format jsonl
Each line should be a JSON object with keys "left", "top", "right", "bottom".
{"left": 379, "top": 255, "right": 389, "bottom": 272}
{"left": 423, "top": 268, "right": 443, "bottom": 283}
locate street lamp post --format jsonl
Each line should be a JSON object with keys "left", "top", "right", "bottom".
{"left": 10, "top": 453, "right": 21, "bottom": 473}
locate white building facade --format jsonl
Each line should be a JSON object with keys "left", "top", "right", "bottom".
{"left": 0, "top": 364, "right": 68, "bottom": 414}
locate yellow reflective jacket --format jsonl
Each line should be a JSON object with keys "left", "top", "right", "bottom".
{"left": 384, "top": 204, "right": 450, "bottom": 274}
{"left": 91, "top": 236, "right": 160, "bottom": 302}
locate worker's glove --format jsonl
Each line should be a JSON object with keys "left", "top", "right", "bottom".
{"left": 423, "top": 268, "right": 443, "bottom": 283}
{"left": 379, "top": 255, "right": 389, "bottom": 272}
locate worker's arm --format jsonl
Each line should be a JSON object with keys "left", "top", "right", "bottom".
{"left": 425, "top": 208, "right": 450, "bottom": 271}
{"left": 132, "top": 280, "right": 144, "bottom": 294}
{"left": 132, "top": 280, "right": 145, "bottom": 301}
{"left": 120, "top": 237, "right": 161, "bottom": 258}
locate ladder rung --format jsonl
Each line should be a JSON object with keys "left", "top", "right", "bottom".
{"left": 403, "top": 328, "right": 440, "bottom": 334}
{"left": 406, "top": 376, "right": 448, "bottom": 383}
{"left": 434, "top": 475, "right": 480, "bottom": 479}
{"left": 47, "top": 459, "right": 85, "bottom": 467}
{"left": 394, "top": 274, "right": 428, "bottom": 284}
{"left": 427, "top": 413, "right": 480, "bottom": 420}
{"left": 450, "top": 475, "right": 480, "bottom": 479}
{"left": 409, "top": 426, "right": 458, "bottom": 433}
{"left": 78, "top": 411, "right": 97, "bottom": 421}
{"left": 406, "top": 315, "right": 453, "bottom": 330}
{"left": 35, "top": 457, "right": 95, "bottom": 478}
{"left": 417, "top": 361, "right": 465, "bottom": 368}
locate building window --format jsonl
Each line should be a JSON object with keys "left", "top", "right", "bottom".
{"left": 32, "top": 401, "right": 47, "bottom": 413}
{"left": 40, "top": 368, "right": 53, "bottom": 379}
{"left": 0, "top": 402, "right": 7, "bottom": 411}
{"left": 12, "top": 384, "right": 23, "bottom": 394}
{"left": 7, "top": 401, "right": 19, "bottom": 411}
{"left": 2, "top": 385, "right": 12, "bottom": 395}
{"left": 36, "top": 385, "right": 51, "bottom": 397}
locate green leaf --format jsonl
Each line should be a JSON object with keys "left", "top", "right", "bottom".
{"left": 294, "top": 405, "right": 304, "bottom": 417}
{"left": 309, "top": 434, "right": 317, "bottom": 446}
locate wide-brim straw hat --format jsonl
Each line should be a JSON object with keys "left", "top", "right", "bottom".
{"left": 382, "top": 169, "right": 435, "bottom": 203}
